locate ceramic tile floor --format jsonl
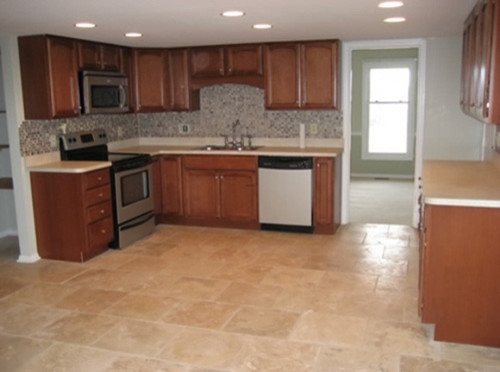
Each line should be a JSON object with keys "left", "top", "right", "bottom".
{"left": 1, "top": 225, "right": 500, "bottom": 371}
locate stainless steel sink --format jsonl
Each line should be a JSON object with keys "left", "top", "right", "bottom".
{"left": 196, "top": 145, "right": 262, "bottom": 151}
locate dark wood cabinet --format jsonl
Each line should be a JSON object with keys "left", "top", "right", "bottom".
{"left": 152, "top": 156, "right": 162, "bottom": 223}
{"left": 313, "top": 157, "right": 340, "bottom": 234}
{"left": 133, "top": 49, "right": 169, "bottom": 112}
{"left": 30, "top": 168, "right": 113, "bottom": 262}
{"left": 265, "top": 40, "right": 339, "bottom": 110}
{"left": 168, "top": 49, "right": 200, "bottom": 111}
{"left": 77, "top": 41, "right": 121, "bottom": 71}
{"left": 160, "top": 155, "right": 184, "bottom": 219}
{"left": 182, "top": 155, "right": 258, "bottom": 228}
{"left": 419, "top": 204, "right": 500, "bottom": 347}
{"left": 461, "top": 0, "right": 500, "bottom": 124}
{"left": 120, "top": 47, "right": 136, "bottom": 112}
{"left": 18, "top": 35, "right": 80, "bottom": 119}
{"left": 190, "top": 44, "right": 264, "bottom": 88}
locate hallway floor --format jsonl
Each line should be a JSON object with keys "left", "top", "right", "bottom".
{"left": 0, "top": 225, "right": 499, "bottom": 371}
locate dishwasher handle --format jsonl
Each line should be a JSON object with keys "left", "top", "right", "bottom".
{"left": 258, "top": 156, "right": 313, "bottom": 170}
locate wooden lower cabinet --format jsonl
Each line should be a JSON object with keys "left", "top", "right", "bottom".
{"left": 182, "top": 155, "right": 258, "bottom": 228}
{"left": 151, "top": 156, "right": 162, "bottom": 223}
{"left": 419, "top": 204, "right": 500, "bottom": 347}
{"left": 30, "top": 168, "right": 113, "bottom": 262}
{"left": 160, "top": 155, "right": 184, "bottom": 221}
{"left": 313, "top": 157, "right": 340, "bottom": 234}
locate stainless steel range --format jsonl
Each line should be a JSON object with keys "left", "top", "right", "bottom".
{"left": 59, "top": 129, "right": 154, "bottom": 248}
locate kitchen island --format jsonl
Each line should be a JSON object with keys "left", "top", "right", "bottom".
{"left": 420, "top": 158, "right": 500, "bottom": 348}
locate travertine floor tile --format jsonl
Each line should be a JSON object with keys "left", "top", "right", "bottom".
{"left": 440, "top": 342, "right": 500, "bottom": 367}
{"left": 5, "top": 282, "right": 78, "bottom": 306}
{"left": 66, "top": 268, "right": 154, "bottom": 292}
{"left": 211, "top": 263, "right": 271, "bottom": 284}
{"left": 399, "top": 355, "right": 486, "bottom": 372}
{"left": 273, "top": 287, "right": 341, "bottom": 313}
{"left": 337, "top": 291, "right": 406, "bottom": 321}
{"left": 0, "top": 334, "right": 53, "bottom": 371}
{"left": 102, "top": 355, "right": 188, "bottom": 371}
{"left": 318, "top": 270, "right": 378, "bottom": 293}
{"left": 158, "top": 329, "right": 244, "bottom": 368}
{"left": 162, "top": 300, "right": 238, "bottom": 329}
{"left": 0, "top": 276, "right": 28, "bottom": 299}
{"left": 55, "top": 287, "right": 127, "bottom": 313}
{"left": 34, "top": 313, "right": 117, "bottom": 345}
{"left": 216, "top": 282, "right": 281, "bottom": 307}
{"left": 223, "top": 306, "right": 299, "bottom": 338}
{"left": 94, "top": 318, "right": 180, "bottom": 357}
{"left": 165, "top": 277, "right": 230, "bottom": 301}
{"left": 291, "top": 310, "right": 367, "bottom": 347}
{"left": 116, "top": 256, "right": 171, "bottom": 273}
{"left": 260, "top": 266, "right": 325, "bottom": 288}
{"left": 232, "top": 338, "right": 320, "bottom": 372}
{"left": 314, "top": 346, "right": 400, "bottom": 372}
{"left": 104, "top": 293, "right": 178, "bottom": 321}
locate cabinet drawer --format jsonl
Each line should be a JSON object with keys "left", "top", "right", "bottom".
{"left": 86, "top": 185, "right": 111, "bottom": 206}
{"left": 85, "top": 169, "right": 110, "bottom": 189}
{"left": 87, "top": 201, "right": 113, "bottom": 224}
{"left": 183, "top": 155, "right": 257, "bottom": 170}
{"left": 88, "top": 217, "right": 114, "bottom": 248}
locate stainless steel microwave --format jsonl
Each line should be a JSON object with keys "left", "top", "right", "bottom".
{"left": 80, "top": 71, "right": 129, "bottom": 114}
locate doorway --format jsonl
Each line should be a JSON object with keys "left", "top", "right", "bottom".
{"left": 341, "top": 40, "right": 427, "bottom": 227}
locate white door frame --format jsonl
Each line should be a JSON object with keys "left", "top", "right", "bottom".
{"left": 341, "top": 39, "right": 427, "bottom": 227}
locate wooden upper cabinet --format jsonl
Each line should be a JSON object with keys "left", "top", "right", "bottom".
{"left": 461, "top": 0, "right": 500, "bottom": 124}
{"left": 264, "top": 43, "right": 301, "bottom": 109}
{"left": 18, "top": 35, "right": 80, "bottom": 119}
{"left": 226, "top": 44, "right": 263, "bottom": 76}
{"left": 191, "top": 47, "right": 225, "bottom": 77}
{"left": 265, "top": 40, "right": 339, "bottom": 110}
{"left": 133, "top": 49, "right": 169, "bottom": 112}
{"left": 77, "top": 41, "right": 121, "bottom": 71}
{"left": 168, "top": 49, "right": 200, "bottom": 111}
{"left": 301, "top": 41, "right": 339, "bottom": 109}
{"left": 190, "top": 44, "right": 264, "bottom": 87}
{"left": 120, "top": 47, "right": 136, "bottom": 112}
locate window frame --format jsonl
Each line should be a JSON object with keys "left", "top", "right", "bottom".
{"left": 361, "top": 58, "right": 417, "bottom": 161}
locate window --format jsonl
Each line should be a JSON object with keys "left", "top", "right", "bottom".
{"left": 361, "top": 59, "right": 417, "bottom": 160}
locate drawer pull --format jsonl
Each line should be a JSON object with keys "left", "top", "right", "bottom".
{"left": 97, "top": 176, "right": 102, "bottom": 181}
{"left": 100, "top": 209, "right": 105, "bottom": 214}
{"left": 101, "top": 229, "right": 106, "bottom": 234}
{"left": 99, "top": 193, "right": 104, "bottom": 198}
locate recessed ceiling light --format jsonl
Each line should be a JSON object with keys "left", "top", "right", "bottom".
{"left": 221, "top": 10, "right": 245, "bottom": 17}
{"left": 253, "top": 24, "right": 272, "bottom": 30}
{"left": 75, "top": 22, "right": 96, "bottom": 29}
{"left": 383, "top": 17, "right": 406, "bottom": 23}
{"left": 378, "top": 1, "right": 404, "bottom": 8}
{"left": 125, "top": 32, "right": 143, "bottom": 38}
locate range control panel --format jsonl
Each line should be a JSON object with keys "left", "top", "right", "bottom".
{"left": 59, "top": 129, "right": 108, "bottom": 151}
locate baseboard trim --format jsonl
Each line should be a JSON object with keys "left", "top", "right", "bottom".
{"left": 17, "top": 254, "right": 40, "bottom": 263}
{"left": 351, "top": 173, "right": 414, "bottom": 180}
{"left": 0, "top": 229, "right": 18, "bottom": 239}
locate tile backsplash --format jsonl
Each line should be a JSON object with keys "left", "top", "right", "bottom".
{"left": 20, "top": 84, "right": 342, "bottom": 156}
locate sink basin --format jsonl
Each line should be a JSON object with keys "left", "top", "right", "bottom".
{"left": 196, "top": 145, "right": 262, "bottom": 151}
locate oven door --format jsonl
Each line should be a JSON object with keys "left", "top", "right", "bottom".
{"left": 114, "top": 164, "right": 154, "bottom": 224}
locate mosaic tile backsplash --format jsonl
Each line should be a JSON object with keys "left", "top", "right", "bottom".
{"left": 20, "top": 84, "right": 342, "bottom": 156}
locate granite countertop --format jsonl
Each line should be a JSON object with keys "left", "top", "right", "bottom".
{"left": 423, "top": 158, "right": 500, "bottom": 208}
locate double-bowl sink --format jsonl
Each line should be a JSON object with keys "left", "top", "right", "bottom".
{"left": 195, "top": 145, "right": 263, "bottom": 152}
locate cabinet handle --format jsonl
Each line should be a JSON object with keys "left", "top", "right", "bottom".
{"left": 99, "top": 193, "right": 104, "bottom": 198}
{"left": 220, "top": 175, "right": 224, "bottom": 180}
{"left": 101, "top": 229, "right": 106, "bottom": 234}
{"left": 100, "top": 209, "right": 105, "bottom": 214}
{"left": 219, "top": 68, "right": 223, "bottom": 74}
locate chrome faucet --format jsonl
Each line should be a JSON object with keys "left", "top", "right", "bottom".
{"left": 231, "top": 119, "right": 241, "bottom": 146}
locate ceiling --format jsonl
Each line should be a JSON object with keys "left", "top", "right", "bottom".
{"left": 0, "top": 0, "right": 477, "bottom": 48}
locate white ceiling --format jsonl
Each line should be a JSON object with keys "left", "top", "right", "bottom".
{"left": 0, "top": 0, "right": 477, "bottom": 48}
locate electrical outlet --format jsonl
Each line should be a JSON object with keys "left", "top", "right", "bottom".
{"left": 178, "top": 124, "right": 190, "bottom": 134}
{"left": 117, "top": 127, "right": 123, "bottom": 137}
{"left": 49, "top": 135, "right": 57, "bottom": 149}
{"left": 310, "top": 123, "right": 318, "bottom": 135}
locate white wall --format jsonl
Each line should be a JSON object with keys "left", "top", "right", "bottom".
{"left": 423, "top": 36, "right": 484, "bottom": 160}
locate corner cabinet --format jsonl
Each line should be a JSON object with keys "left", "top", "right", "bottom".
{"left": 30, "top": 168, "right": 113, "bottom": 262}
{"left": 18, "top": 35, "right": 80, "bottom": 119}
{"left": 182, "top": 155, "right": 258, "bottom": 228}
{"left": 461, "top": 0, "right": 500, "bottom": 124}
{"left": 264, "top": 40, "right": 340, "bottom": 110}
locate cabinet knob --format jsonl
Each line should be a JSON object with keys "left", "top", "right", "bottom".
{"left": 100, "top": 209, "right": 105, "bottom": 214}
{"left": 101, "top": 229, "right": 106, "bottom": 234}
{"left": 97, "top": 176, "right": 102, "bottom": 181}
{"left": 99, "top": 193, "right": 104, "bottom": 198}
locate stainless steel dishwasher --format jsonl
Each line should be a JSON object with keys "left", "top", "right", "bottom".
{"left": 258, "top": 156, "right": 313, "bottom": 233}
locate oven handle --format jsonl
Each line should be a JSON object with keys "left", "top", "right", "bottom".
{"left": 118, "top": 85, "right": 127, "bottom": 108}
{"left": 120, "top": 213, "right": 154, "bottom": 231}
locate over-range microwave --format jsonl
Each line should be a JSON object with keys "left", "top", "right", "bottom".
{"left": 80, "top": 71, "right": 129, "bottom": 114}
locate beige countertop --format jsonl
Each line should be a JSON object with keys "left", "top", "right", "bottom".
{"left": 423, "top": 158, "right": 500, "bottom": 208}
{"left": 113, "top": 145, "right": 343, "bottom": 157}
{"left": 29, "top": 161, "right": 112, "bottom": 174}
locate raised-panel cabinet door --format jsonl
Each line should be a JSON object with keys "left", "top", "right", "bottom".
{"left": 226, "top": 44, "right": 263, "bottom": 76}
{"left": 161, "top": 155, "right": 183, "bottom": 217}
{"left": 301, "top": 41, "right": 338, "bottom": 109}
{"left": 47, "top": 37, "right": 80, "bottom": 117}
{"left": 168, "top": 49, "right": 200, "bottom": 110}
{"left": 100, "top": 44, "right": 121, "bottom": 71}
{"left": 264, "top": 43, "right": 300, "bottom": 109}
{"left": 313, "top": 158, "right": 334, "bottom": 233}
{"left": 183, "top": 169, "right": 220, "bottom": 218}
{"left": 219, "top": 171, "right": 258, "bottom": 222}
{"left": 120, "top": 48, "right": 135, "bottom": 112}
{"left": 77, "top": 41, "right": 101, "bottom": 70}
{"left": 191, "top": 47, "right": 225, "bottom": 77}
{"left": 134, "top": 49, "right": 169, "bottom": 112}
{"left": 152, "top": 156, "right": 162, "bottom": 217}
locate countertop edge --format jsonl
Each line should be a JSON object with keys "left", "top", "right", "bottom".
{"left": 424, "top": 196, "right": 500, "bottom": 208}
{"left": 29, "top": 161, "right": 112, "bottom": 174}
